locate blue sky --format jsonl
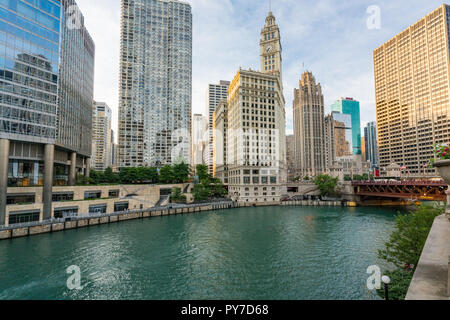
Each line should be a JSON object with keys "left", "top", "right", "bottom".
{"left": 76, "top": 0, "right": 447, "bottom": 137}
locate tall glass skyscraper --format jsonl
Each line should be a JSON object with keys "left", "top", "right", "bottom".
{"left": 0, "top": 0, "right": 95, "bottom": 225}
{"left": 364, "top": 122, "right": 379, "bottom": 169}
{"left": 331, "top": 97, "right": 361, "bottom": 155}
{"left": 118, "top": 0, "right": 192, "bottom": 168}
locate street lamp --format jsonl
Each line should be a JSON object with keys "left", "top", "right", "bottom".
{"left": 381, "top": 275, "right": 391, "bottom": 300}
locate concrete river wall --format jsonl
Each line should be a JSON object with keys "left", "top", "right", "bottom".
{"left": 0, "top": 202, "right": 237, "bottom": 241}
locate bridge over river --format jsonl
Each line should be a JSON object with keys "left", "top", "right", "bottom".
{"left": 352, "top": 180, "right": 448, "bottom": 202}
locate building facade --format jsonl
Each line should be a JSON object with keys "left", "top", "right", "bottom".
{"left": 374, "top": 4, "right": 450, "bottom": 174}
{"left": 91, "top": 102, "right": 112, "bottom": 171}
{"left": 213, "top": 100, "right": 228, "bottom": 181}
{"left": 225, "top": 11, "right": 287, "bottom": 204}
{"left": 324, "top": 112, "right": 353, "bottom": 168}
{"left": 192, "top": 113, "right": 207, "bottom": 167}
{"left": 118, "top": 0, "right": 192, "bottom": 168}
{"left": 330, "top": 97, "right": 361, "bottom": 156}
{"left": 0, "top": 0, "right": 95, "bottom": 225}
{"left": 206, "top": 80, "right": 229, "bottom": 175}
{"left": 293, "top": 71, "right": 325, "bottom": 178}
{"left": 285, "top": 135, "right": 295, "bottom": 181}
{"left": 364, "top": 121, "right": 379, "bottom": 169}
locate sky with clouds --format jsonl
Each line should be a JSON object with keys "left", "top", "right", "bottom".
{"left": 76, "top": 0, "right": 447, "bottom": 138}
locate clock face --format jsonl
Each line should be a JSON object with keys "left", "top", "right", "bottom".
{"left": 266, "top": 45, "right": 273, "bottom": 53}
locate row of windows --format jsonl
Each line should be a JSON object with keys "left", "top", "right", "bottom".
{"left": 0, "top": 92, "right": 56, "bottom": 114}
{"left": 0, "top": 0, "right": 60, "bottom": 32}
{"left": 0, "top": 119, "right": 55, "bottom": 138}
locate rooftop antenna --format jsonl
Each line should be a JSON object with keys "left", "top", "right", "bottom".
{"left": 269, "top": 0, "right": 272, "bottom": 12}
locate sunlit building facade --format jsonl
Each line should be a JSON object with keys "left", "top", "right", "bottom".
{"left": 226, "top": 11, "right": 287, "bottom": 204}
{"left": 374, "top": 4, "right": 450, "bottom": 174}
{"left": 118, "top": 0, "right": 192, "bottom": 168}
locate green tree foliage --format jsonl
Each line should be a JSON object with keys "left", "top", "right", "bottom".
{"left": 159, "top": 165, "right": 174, "bottom": 183}
{"left": 103, "top": 167, "right": 118, "bottom": 183}
{"left": 86, "top": 164, "right": 186, "bottom": 185}
{"left": 192, "top": 164, "right": 227, "bottom": 202}
{"left": 119, "top": 167, "right": 139, "bottom": 184}
{"left": 173, "top": 162, "right": 189, "bottom": 183}
{"left": 344, "top": 175, "right": 352, "bottom": 181}
{"left": 362, "top": 173, "right": 369, "bottom": 181}
{"left": 193, "top": 183, "right": 211, "bottom": 202}
{"left": 196, "top": 164, "right": 210, "bottom": 181}
{"left": 170, "top": 187, "right": 186, "bottom": 203}
{"left": 76, "top": 174, "right": 92, "bottom": 185}
{"left": 376, "top": 269, "right": 414, "bottom": 301}
{"left": 376, "top": 204, "right": 443, "bottom": 300}
{"left": 313, "top": 174, "right": 338, "bottom": 196}
{"left": 378, "top": 204, "right": 443, "bottom": 270}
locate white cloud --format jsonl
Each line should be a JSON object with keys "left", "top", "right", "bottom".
{"left": 75, "top": 0, "right": 447, "bottom": 140}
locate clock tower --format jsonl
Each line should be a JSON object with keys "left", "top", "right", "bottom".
{"left": 260, "top": 11, "right": 282, "bottom": 77}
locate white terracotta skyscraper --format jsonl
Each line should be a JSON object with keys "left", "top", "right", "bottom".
{"left": 118, "top": 0, "right": 192, "bottom": 168}
{"left": 224, "top": 11, "right": 287, "bottom": 204}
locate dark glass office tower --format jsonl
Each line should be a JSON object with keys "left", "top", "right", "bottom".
{"left": 0, "top": 0, "right": 95, "bottom": 225}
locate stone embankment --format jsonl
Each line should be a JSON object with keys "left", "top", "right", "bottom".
{"left": 0, "top": 202, "right": 237, "bottom": 240}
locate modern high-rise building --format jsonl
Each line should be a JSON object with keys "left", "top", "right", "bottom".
{"left": 374, "top": 4, "right": 450, "bottom": 174}
{"left": 118, "top": 0, "right": 192, "bottom": 168}
{"left": 324, "top": 112, "right": 353, "bottom": 168}
{"left": 293, "top": 72, "right": 326, "bottom": 177}
{"left": 364, "top": 121, "right": 379, "bottom": 169}
{"left": 192, "top": 113, "right": 208, "bottom": 167}
{"left": 331, "top": 98, "right": 361, "bottom": 155}
{"left": 0, "top": 0, "right": 95, "bottom": 225}
{"left": 225, "top": 11, "right": 287, "bottom": 204}
{"left": 91, "top": 102, "right": 112, "bottom": 171}
{"left": 206, "top": 81, "right": 229, "bottom": 175}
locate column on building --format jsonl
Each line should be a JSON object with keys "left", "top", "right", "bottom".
{"left": 0, "top": 139, "right": 10, "bottom": 225}
{"left": 42, "top": 144, "right": 54, "bottom": 220}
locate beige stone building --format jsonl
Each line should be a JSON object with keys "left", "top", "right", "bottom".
{"left": 4, "top": 183, "right": 189, "bottom": 227}
{"left": 91, "top": 102, "right": 112, "bottom": 171}
{"left": 213, "top": 100, "right": 228, "bottom": 182}
{"left": 293, "top": 72, "right": 326, "bottom": 178}
{"left": 374, "top": 4, "right": 450, "bottom": 174}
{"left": 224, "top": 11, "right": 287, "bottom": 204}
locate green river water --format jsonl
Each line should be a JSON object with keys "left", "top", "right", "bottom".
{"left": 0, "top": 205, "right": 402, "bottom": 300}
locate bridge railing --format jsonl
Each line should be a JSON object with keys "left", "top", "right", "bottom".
{"left": 352, "top": 180, "right": 447, "bottom": 187}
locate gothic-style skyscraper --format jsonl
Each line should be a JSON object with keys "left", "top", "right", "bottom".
{"left": 293, "top": 72, "right": 326, "bottom": 178}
